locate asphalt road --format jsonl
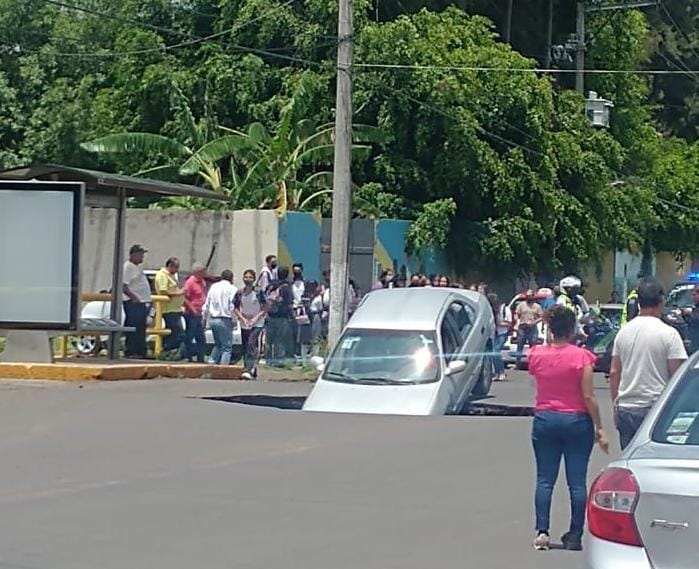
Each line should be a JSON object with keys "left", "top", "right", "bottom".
{"left": 0, "top": 371, "right": 618, "bottom": 569}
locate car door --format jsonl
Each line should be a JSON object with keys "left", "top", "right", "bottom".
{"left": 445, "top": 300, "right": 480, "bottom": 405}
{"left": 439, "top": 312, "right": 464, "bottom": 411}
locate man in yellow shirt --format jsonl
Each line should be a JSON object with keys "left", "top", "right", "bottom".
{"left": 155, "top": 257, "right": 185, "bottom": 359}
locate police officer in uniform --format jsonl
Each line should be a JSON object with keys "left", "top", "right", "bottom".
{"left": 620, "top": 288, "right": 639, "bottom": 327}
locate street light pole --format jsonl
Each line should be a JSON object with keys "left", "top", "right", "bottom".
{"left": 327, "top": 0, "right": 353, "bottom": 351}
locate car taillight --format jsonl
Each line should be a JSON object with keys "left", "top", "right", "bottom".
{"left": 588, "top": 468, "right": 643, "bottom": 547}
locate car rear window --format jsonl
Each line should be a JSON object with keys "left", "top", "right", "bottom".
{"left": 653, "top": 370, "right": 699, "bottom": 445}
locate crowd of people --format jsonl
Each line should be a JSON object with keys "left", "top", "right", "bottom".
{"left": 121, "top": 245, "right": 359, "bottom": 377}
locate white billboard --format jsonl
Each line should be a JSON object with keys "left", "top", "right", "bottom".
{"left": 0, "top": 181, "right": 83, "bottom": 329}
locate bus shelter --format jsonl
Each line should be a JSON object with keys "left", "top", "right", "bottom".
{"left": 0, "top": 164, "right": 227, "bottom": 362}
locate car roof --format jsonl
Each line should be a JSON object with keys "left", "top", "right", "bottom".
{"left": 348, "top": 288, "right": 480, "bottom": 331}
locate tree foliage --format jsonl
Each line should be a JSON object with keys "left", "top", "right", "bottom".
{"left": 0, "top": 0, "right": 696, "bottom": 278}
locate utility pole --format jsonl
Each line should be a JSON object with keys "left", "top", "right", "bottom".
{"left": 504, "top": 0, "right": 514, "bottom": 44}
{"left": 544, "top": 0, "right": 554, "bottom": 69}
{"left": 575, "top": 1, "right": 585, "bottom": 93}
{"left": 327, "top": 0, "right": 353, "bottom": 351}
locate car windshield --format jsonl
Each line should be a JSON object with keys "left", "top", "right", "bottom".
{"left": 653, "top": 370, "right": 699, "bottom": 445}
{"left": 667, "top": 285, "right": 695, "bottom": 308}
{"left": 323, "top": 329, "right": 440, "bottom": 385}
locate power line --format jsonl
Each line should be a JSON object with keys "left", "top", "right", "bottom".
{"left": 659, "top": 0, "right": 699, "bottom": 61}
{"left": 354, "top": 62, "right": 697, "bottom": 75}
{"left": 371, "top": 79, "right": 545, "bottom": 158}
{"left": 29, "top": 0, "right": 323, "bottom": 63}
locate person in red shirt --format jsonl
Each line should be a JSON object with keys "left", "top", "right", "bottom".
{"left": 527, "top": 305, "right": 609, "bottom": 552}
{"left": 183, "top": 262, "right": 208, "bottom": 363}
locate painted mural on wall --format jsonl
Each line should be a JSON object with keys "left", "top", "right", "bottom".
{"left": 374, "top": 219, "right": 449, "bottom": 281}
{"left": 277, "top": 211, "right": 321, "bottom": 281}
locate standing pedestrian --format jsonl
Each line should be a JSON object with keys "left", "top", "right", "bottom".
{"left": 122, "top": 244, "right": 150, "bottom": 358}
{"left": 610, "top": 278, "right": 687, "bottom": 449}
{"left": 203, "top": 270, "right": 237, "bottom": 365}
{"left": 516, "top": 290, "right": 543, "bottom": 365}
{"left": 257, "top": 254, "right": 278, "bottom": 293}
{"left": 264, "top": 266, "right": 294, "bottom": 367}
{"left": 620, "top": 287, "right": 640, "bottom": 326}
{"left": 438, "top": 275, "right": 450, "bottom": 287}
{"left": 234, "top": 269, "right": 266, "bottom": 379}
{"left": 291, "top": 263, "right": 307, "bottom": 358}
{"left": 155, "top": 257, "right": 185, "bottom": 360}
{"left": 183, "top": 262, "right": 208, "bottom": 363}
{"left": 409, "top": 274, "right": 421, "bottom": 288}
{"left": 682, "top": 284, "right": 699, "bottom": 355}
{"left": 528, "top": 305, "right": 609, "bottom": 552}
{"left": 373, "top": 268, "right": 394, "bottom": 290}
{"left": 489, "top": 293, "right": 512, "bottom": 381}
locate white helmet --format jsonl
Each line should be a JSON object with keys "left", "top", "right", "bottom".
{"left": 560, "top": 275, "right": 582, "bottom": 291}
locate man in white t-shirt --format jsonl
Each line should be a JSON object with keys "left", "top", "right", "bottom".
{"left": 122, "top": 244, "right": 151, "bottom": 358}
{"left": 610, "top": 278, "right": 687, "bottom": 449}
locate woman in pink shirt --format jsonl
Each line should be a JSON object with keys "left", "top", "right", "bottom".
{"left": 528, "top": 305, "right": 609, "bottom": 552}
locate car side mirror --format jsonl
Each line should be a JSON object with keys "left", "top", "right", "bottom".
{"left": 310, "top": 355, "right": 325, "bottom": 372}
{"left": 445, "top": 360, "right": 466, "bottom": 376}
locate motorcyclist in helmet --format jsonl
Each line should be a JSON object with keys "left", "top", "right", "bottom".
{"left": 557, "top": 276, "right": 589, "bottom": 340}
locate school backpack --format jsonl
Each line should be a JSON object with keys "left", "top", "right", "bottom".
{"left": 265, "top": 283, "right": 286, "bottom": 314}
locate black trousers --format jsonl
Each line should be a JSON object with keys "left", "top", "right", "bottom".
{"left": 123, "top": 301, "right": 148, "bottom": 357}
{"left": 163, "top": 312, "right": 185, "bottom": 353}
{"left": 241, "top": 327, "right": 263, "bottom": 373}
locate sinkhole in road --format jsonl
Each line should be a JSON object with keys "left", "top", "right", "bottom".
{"left": 199, "top": 395, "right": 533, "bottom": 416}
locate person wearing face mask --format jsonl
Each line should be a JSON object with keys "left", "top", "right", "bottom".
{"left": 257, "top": 254, "right": 278, "bottom": 292}
{"left": 516, "top": 289, "right": 544, "bottom": 366}
{"left": 233, "top": 270, "right": 266, "bottom": 379}
{"left": 291, "top": 263, "right": 309, "bottom": 360}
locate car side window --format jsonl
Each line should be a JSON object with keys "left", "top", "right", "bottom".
{"left": 448, "top": 302, "right": 474, "bottom": 343}
{"left": 652, "top": 370, "right": 699, "bottom": 445}
{"left": 440, "top": 314, "right": 461, "bottom": 363}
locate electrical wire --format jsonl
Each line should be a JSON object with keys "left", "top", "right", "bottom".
{"left": 354, "top": 62, "right": 696, "bottom": 75}
{"left": 29, "top": 0, "right": 323, "bottom": 65}
{"left": 370, "top": 78, "right": 545, "bottom": 158}
{"left": 659, "top": 0, "right": 699, "bottom": 61}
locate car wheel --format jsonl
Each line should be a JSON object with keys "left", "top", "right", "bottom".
{"left": 472, "top": 345, "right": 494, "bottom": 397}
{"left": 73, "top": 336, "right": 103, "bottom": 356}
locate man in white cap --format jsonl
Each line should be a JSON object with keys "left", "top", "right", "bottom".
{"left": 123, "top": 244, "right": 151, "bottom": 358}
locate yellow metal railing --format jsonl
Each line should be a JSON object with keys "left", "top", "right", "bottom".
{"left": 56, "top": 293, "right": 171, "bottom": 358}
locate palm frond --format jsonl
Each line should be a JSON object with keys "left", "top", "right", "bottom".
{"left": 179, "top": 135, "right": 252, "bottom": 174}
{"left": 169, "top": 82, "right": 203, "bottom": 147}
{"left": 134, "top": 164, "right": 183, "bottom": 181}
{"left": 81, "top": 133, "right": 191, "bottom": 158}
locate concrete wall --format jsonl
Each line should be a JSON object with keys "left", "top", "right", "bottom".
{"left": 582, "top": 251, "right": 616, "bottom": 304}
{"left": 82, "top": 208, "right": 234, "bottom": 291}
{"left": 230, "top": 209, "right": 278, "bottom": 284}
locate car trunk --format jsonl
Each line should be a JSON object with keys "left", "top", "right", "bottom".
{"left": 631, "top": 457, "right": 699, "bottom": 569}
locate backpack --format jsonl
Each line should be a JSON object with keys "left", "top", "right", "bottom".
{"left": 265, "top": 283, "right": 286, "bottom": 315}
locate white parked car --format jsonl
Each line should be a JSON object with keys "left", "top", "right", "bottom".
{"left": 303, "top": 287, "right": 496, "bottom": 416}
{"left": 75, "top": 294, "right": 243, "bottom": 359}
{"left": 585, "top": 353, "right": 699, "bottom": 568}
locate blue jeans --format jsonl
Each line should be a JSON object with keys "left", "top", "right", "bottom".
{"left": 493, "top": 333, "right": 508, "bottom": 375}
{"left": 615, "top": 406, "right": 651, "bottom": 450}
{"left": 184, "top": 313, "right": 206, "bottom": 363}
{"left": 209, "top": 317, "right": 233, "bottom": 365}
{"left": 532, "top": 411, "right": 594, "bottom": 538}
{"left": 517, "top": 324, "right": 538, "bottom": 363}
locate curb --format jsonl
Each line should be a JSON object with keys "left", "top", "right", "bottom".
{"left": 0, "top": 362, "right": 243, "bottom": 382}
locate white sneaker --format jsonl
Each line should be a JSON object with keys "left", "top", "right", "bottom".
{"left": 241, "top": 372, "right": 252, "bottom": 380}
{"left": 534, "top": 533, "right": 550, "bottom": 551}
